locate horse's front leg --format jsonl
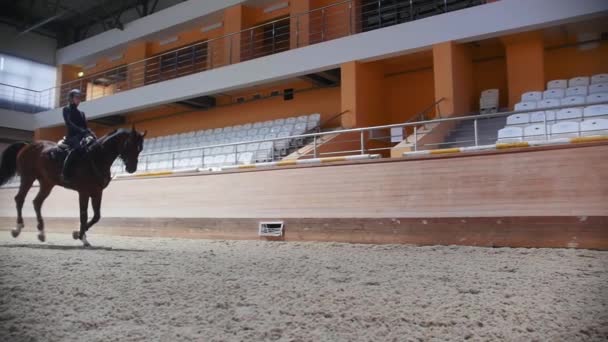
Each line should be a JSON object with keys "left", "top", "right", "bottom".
{"left": 72, "top": 191, "right": 91, "bottom": 247}
{"left": 85, "top": 191, "right": 102, "bottom": 233}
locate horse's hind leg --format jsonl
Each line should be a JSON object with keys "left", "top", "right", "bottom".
{"left": 12, "top": 176, "right": 35, "bottom": 238}
{"left": 33, "top": 182, "right": 54, "bottom": 242}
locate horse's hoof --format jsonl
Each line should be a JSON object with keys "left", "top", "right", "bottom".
{"left": 72, "top": 231, "right": 80, "bottom": 240}
{"left": 83, "top": 241, "right": 91, "bottom": 248}
{"left": 11, "top": 229, "right": 20, "bottom": 238}
{"left": 38, "top": 232, "right": 46, "bottom": 242}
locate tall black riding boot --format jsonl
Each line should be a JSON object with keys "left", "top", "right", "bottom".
{"left": 62, "top": 150, "right": 77, "bottom": 183}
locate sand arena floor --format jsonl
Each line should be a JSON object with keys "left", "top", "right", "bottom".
{"left": 0, "top": 232, "right": 607, "bottom": 342}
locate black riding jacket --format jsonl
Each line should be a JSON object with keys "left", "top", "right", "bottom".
{"left": 63, "top": 103, "right": 88, "bottom": 141}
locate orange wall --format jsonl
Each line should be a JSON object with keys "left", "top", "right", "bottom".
{"left": 122, "top": 86, "right": 340, "bottom": 138}
{"left": 473, "top": 57, "right": 508, "bottom": 109}
{"left": 384, "top": 68, "right": 435, "bottom": 124}
{"left": 544, "top": 41, "right": 608, "bottom": 81}
{"left": 503, "top": 32, "right": 545, "bottom": 108}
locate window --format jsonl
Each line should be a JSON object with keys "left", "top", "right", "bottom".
{"left": 0, "top": 54, "right": 56, "bottom": 91}
{"left": 0, "top": 54, "right": 56, "bottom": 109}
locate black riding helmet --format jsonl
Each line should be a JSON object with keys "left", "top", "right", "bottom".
{"left": 68, "top": 89, "right": 82, "bottom": 102}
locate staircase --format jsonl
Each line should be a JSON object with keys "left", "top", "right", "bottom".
{"left": 443, "top": 116, "right": 507, "bottom": 148}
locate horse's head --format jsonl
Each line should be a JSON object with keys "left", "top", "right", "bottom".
{"left": 120, "top": 126, "right": 147, "bottom": 174}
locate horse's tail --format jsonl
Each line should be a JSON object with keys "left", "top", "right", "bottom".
{"left": 0, "top": 142, "right": 28, "bottom": 186}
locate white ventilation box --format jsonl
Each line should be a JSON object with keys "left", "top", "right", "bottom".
{"left": 259, "top": 221, "right": 284, "bottom": 237}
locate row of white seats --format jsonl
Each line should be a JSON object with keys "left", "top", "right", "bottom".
{"left": 497, "top": 119, "right": 608, "bottom": 142}
{"left": 146, "top": 114, "right": 320, "bottom": 146}
{"left": 143, "top": 142, "right": 276, "bottom": 161}
{"left": 121, "top": 151, "right": 265, "bottom": 173}
{"left": 145, "top": 124, "right": 307, "bottom": 152}
{"left": 521, "top": 83, "right": 608, "bottom": 102}
{"left": 506, "top": 105, "right": 607, "bottom": 126}
{"left": 514, "top": 93, "right": 608, "bottom": 111}
{"left": 547, "top": 74, "right": 608, "bottom": 89}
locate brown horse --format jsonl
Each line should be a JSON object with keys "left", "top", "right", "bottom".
{"left": 0, "top": 127, "right": 146, "bottom": 246}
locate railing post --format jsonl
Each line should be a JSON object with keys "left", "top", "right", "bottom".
{"left": 272, "top": 22, "right": 276, "bottom": 54}
{"left": 543, "top": 112, "right": 548, "bottom": 141}
{"left": 228, "top": 36, "right": 233, "bottom": 65}
{"left": 360, "top": 131, "right": 365, "bottom": 155}
{"left": 296, "top": 15, "right": 300, "bottom": 48}
{"left": 348, "top": 1, "right": 354, "bottom": 35}
{"left": 313, "top": 135, "right": 318, "bottom": 158}
{"left": 378, "top": 0, "right": 382, "bottom": 28}
{"left": 474, "top": 119, "right": 479, "bottom": 146}
{"left": 413, "top": 126, "right": 418, "bottom": 151}
{"left": 321, "top": 8, "right": 326, "bottom": 41}
{"left": 171, "top": 153, "right": 175, "bottom": 169}
{"left": 250, "top": 29, "right": 254, "bottom": 59}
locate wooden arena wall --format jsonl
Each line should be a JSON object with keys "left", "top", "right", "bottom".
{"left": 1, "top": 143, "right": 607, "bottom": 249}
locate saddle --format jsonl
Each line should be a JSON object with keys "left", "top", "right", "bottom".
{"left": 51, "top": 136, "right": 96, "bottom": 163}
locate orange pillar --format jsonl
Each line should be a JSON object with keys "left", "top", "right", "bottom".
{"left": 223, "top": 5, "right": 246, "bottom": 64}
{"left": 124, "top": 41, "right": 148, "bottom": 89}
{"left": 503, "top": 32, "right": 545, "bottom": 109}
{"left": 291, "top": 0, "right": 311, "bottom": 49}
{"left": 432, "top": 41, "right": 474, "bottom": 117}
{"left": 340, "top": 61, "right": 386, "bottom": 128}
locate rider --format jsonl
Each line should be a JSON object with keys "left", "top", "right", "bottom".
{"left": 61, "top": 89, "right": 95, "bottom": 183}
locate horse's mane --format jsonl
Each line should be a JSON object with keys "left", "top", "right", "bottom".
{"left": 98, "top": 128, "right": 132, "bottom": 144}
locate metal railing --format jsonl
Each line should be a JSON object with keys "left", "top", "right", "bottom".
{"left": 129, "top": 100, "right": 608, "bottom": 173}
{"left": 0, "top": 83, "right": 56, "bottom": 113}
{"left": 31, "top": 0, "right": 486, "bottom": 112}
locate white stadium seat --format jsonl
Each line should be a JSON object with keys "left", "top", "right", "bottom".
{"left": 537, "top": 99, "right": 561, "bottom": 109}
{"left": 497, "top": 126, "right": 523, "bottom": 143}
{"left": 583, "top": 104, "right": 608, "bottom": 118}
{"left": 524, "top": 124, "right": 550, "bottom": 140}
{"left": 242, "top": 123, "right": 252, "bottom": 130}
{"left": 238, "top": 152, "right": 254, "bottom": 165}
{"left": 514, "top": 101, "right": 537, "bottom": 111}
{"left": 566, "top": 86, "right": 588, "bottom": 97}
{"left": 556, "top": 108, "right": 583, "bottom": 121}
{"left": 481, "top": 89, "right": 498, "bottom": 97}
{"left": 530, "top": 111, "right": 556, "bottom": 123}
{"left": 258, "top": 127, "right": 270, "bottom": 135}
{"left": 589, "top": 83, "right": 608, "bottom": 94}
{"left": 246, "top": 143, "right": 259, "bottom": 152}
{"left": 543, "top": 88, "right": 565, "bottom": 100}
{"left": 580, "top": 119, "right": 608, "bottom": 136}
{"left": 506, "top": 113, "right": 529, "bottom": 126}
{"left": 569, "top": 76, "right": 590, "bottom": 87}
{"left": 561, "top": 96, "right": 586, "bottom": 106}
{"left": 551, "top": 121, "right": 580, "bottom": 139}
{"left": 294, "top": 122, "right": 307, "bottom": 134}
{"left": 262, "top": 120, "right": 274, "bottom": 127}
{"left": 297, "top": 115, "right": 308, "bottom": 122}
{"left": 591, "top": 74, "right": 608, "bottom": 85}
{"left": 547, "top": 79, "right": 567, "bottom": 89}
{"left": 285, "top": 117, "right": 297, "bottom": 124}
{"left": 586, "top": 93, "right": 608, "bottom": 105}
{"left": 521, "top": 91, "right": 542, "bottom": 102}
{"left": 273, "top": 118, "right": 285, "bottom": 126}
{"left": 281, "top": 124, "right": 294, "bottom": 133}
{"left": 252, "top": 122, "right": 263, "bottom": 129}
